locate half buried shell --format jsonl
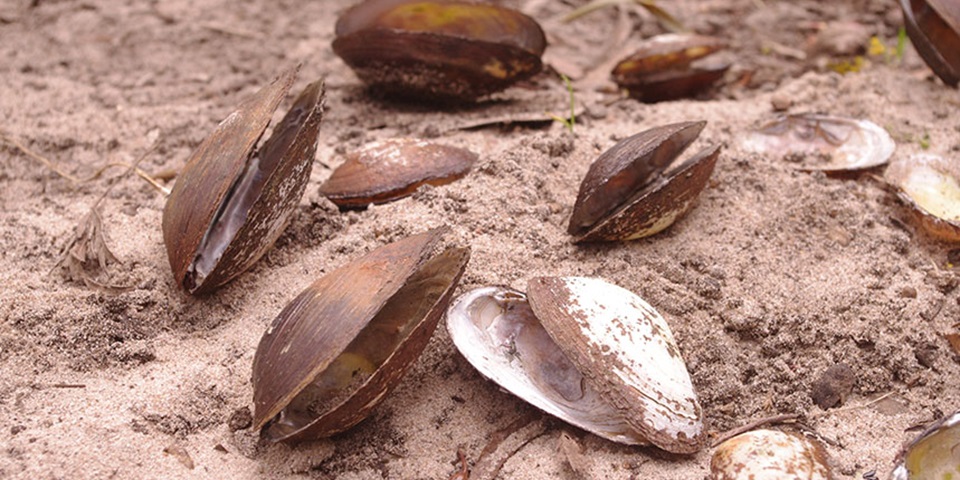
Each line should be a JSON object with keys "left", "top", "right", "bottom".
{"left": 568, "top": 121, "right": 720, "bottom": 243}
{"left": 252, "top": 227, "right": 469, "bottom": 442}
{"left": 612, "top": 34, "right": 730, "bottom": 103}
{"left": 710, "top": 429, "right": 833, "bottom": 479}
{"left": 162, "top": 66, "right": 325, "bottom": 294}
{"left": 446, "top": 276, "right": 704, "bottom": 453}
{"left": 319, "top": 138, "right": 477, "bottom": 209}
{"left": 892, "top": 410, "right": 960, "bottom": 480}
{"left": 885, "top": 153, "right": 960, "bottom": 242}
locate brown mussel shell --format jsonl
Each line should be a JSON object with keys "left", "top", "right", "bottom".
{"left": 162, "top": 66, "right": 325, "bottom": 294}
{"left": 612, "top": 34, "right": 730, "bottom": 102}
{"left": 319, "top": 138, "right": 478, "bottom": 209}
{"left": 252, "top": 227, "right": 469, "bottom": 442}
{"left": 900, "top": 0, "right": 960, "bottom": 87}
{"left": 332, "top": 0, "right": 547, "bottom": 102}
{"left": 568, "top": 121, "right": 720, "bottom": 243}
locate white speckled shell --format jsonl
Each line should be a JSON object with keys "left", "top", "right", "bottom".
{"left": 711, "top": 429, "right": 833, "bottom": 480}
{"left": 446, "top": 277, "right": 704, "bottom": 453}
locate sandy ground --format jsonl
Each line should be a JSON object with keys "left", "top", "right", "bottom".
{"left": 1, "top": 0, "right": 958, "bottom": 478}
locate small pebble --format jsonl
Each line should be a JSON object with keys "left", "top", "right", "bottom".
{"left": 810, "top": 363, "right": 856, "bottom": 409}
{"left": 228, "top": 406, "right": 253, "bottom": 431}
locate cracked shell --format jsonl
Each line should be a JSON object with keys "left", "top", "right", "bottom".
{"left": 612, "top": 34, "right": 730, "bottom": 102}
{"left": 252, "top": 227, "right": 469, "bottom": 442}
{"left": 568, "top": 121, "right": 720, "bottom": 243}
{"left": 320, "top": 138, "right": 477, "bottom": 209}
{"left": 332, "top": 0, "right": 546, "bottom": 102}
{"left": 162, "top": 66, "right": 325, "bottom": 294}
{"left": 446, "top": 276, "right": 704, "bottom": 453}
{"left": 885, "top": 153, "right": 960, "bottom": 242}
{"left": 892, "top": 410, "right": 960, "bottom": 479}
{"left": 710, "top": 429, "right": 833, "bottom": 480}
{"left": 900, "top": 0, "right": 960, "bottom": 87}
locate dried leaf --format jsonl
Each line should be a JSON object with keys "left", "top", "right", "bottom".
{"left": 54, "top": 207, "right": 130, "bottom": 292}
{"left": 557, "top": 431, "right": 591, "bottom": 478}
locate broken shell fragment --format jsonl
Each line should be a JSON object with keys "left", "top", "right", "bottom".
{"left": 711, "top": 429, "right": 833, "bottom": 480}
{"left": 741, "top": 113, "right": 895, "bottom": 171}
{"left": 568, "top": 121, "right": 720, "bottom": 243}
{"left": 885, "top": 153, "right": 960, "bottom": 242}
{"left": 892, "top": 410, "right": 960, "bottom": 480}
{"left": 900, "top": 0, "right": 960, "bottom": 87}
{"left": 332, "top": 0, "right": 547, "bottom": 102}
{"left": 162, "top": 66, "right": 325, "bottom": 294}
{"left": 252, "top": 227, "right": 469, "bottom": 442}
{"left": 612, "top": 34, "right": 730, "bottom": 103}
{"left": 446, "top": 277, "right": 704, "bottom": 453}
{"left": 319, "top": 138, "right": 478, "bottom": 209}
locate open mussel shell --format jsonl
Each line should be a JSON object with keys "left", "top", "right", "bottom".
{"left": 252, "top": 227, "right": 470, "bottom": 442}
{"left": 332, "top": 0, "right": 546, "bottom": 102}
{"left": 612, "top": 34, "right": 730, "bottom": 103}
{"left": 711, "top": 429, "right": 833, "bottom": 479}
{"left": 900, "top": 0, "right": 960, "bottom": 87}
{"left": 741, "top": 113, "right": 895, "bottom": 172}
{"left": 319, "top": 138, "right": 478, "bottom": 209}
{"left": 568, "top": 121, "right": 721, "bottom": 243}
{"left": 446, "top": 276, "right": 704, "bottom": 453}
{"left": 892, "top": 410, "right": 960, "bottom": 479}
{"left": 162, "top": 66, "right": 325, "bottom": 294}
{"left": 886, "top": 154, "right": 960, "bottom": 242}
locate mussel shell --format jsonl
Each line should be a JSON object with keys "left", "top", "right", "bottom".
{"left": 892, "top": 410, "right": 960, "bottom": 480}
{"left": 741, "top": 114, "right": 895, "bottom": 172}
{"left": 446, "top": 286, "right": 650, "bottom": 446}
{"left": 446, "top": 277, "right": 704, "bottom": 453}
{"left": 900, "top": 0, "right": 960, "bottom": 87}
{"left": 526, "top": 277, "right": 704, "bottom": 453}
{"left": 885, "top": 153, "right": 960, "bottom": 242}
{"left": 162, "top": 66, "right": 325, "bottom": 294}
{"left": 612, "top": 34, "right": 729, "bottom": 102}
{"left": 319, "top": 138, "right": 478, "bottom": 209}
{"left": 332, "top": 0, "right": 546, "bottom": 101}
{"left": 710, "top": 429, "right": 833, "bottom": 479}
{"left": 569, "top": 121, "right": 720, "bottom": 243}
{"left": 252, "top": 227, "right": 469, "bottom": 442}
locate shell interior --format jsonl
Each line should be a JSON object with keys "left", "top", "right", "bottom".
{"left": 710, "top": 429, "right": 832, "bottom": 480}
{"left": 741, "top": 114, "right": 895, "bottom": 171}
{"left": 568, "top": 121, "right": 706, "bottom": 237}
{"left": 446, "top": 286, "right": 648, "bottom": 446}
{"left": 319, "top": 138, "right": 478, "bottom": 209}
{"left": 892, "top": 411, "right": 960, "bottom": 480}
{"left": 526, "top": 277, "right": 703, "bottom": 453}
{"left": 886, "top": 153, "right": 960, "bottom": 241}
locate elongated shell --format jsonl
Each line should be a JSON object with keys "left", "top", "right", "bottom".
{"left": 741, "top": 114, "right": 895, "bottom": 171}
{"left": 446, "top": 277, "right": 704, "bottom": 453}
{"left": 252, "top": 227, "right": 470, "bottom": 442}
{"left": 711, "top": 429, "right": 833, "bottom": 479}
{"left": 900, "top": 0, "right": 960, "bottom": 86}
{"left": 885, "top": 154, "right": 960, "bottom": 242}
{"left": 568, "top": 121, "right": 720, "bottom": 243}
{"left": 320, "top": 138, "right": 477, "bottom": 209}
{"left": 162, "top": 66, "right": 325, "bottom": 294}
{"left": 332, "top": 0, "right": 546, "bottom": 101}
{"left": 892, "top": 410, "right": 960, "bottom": 479}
